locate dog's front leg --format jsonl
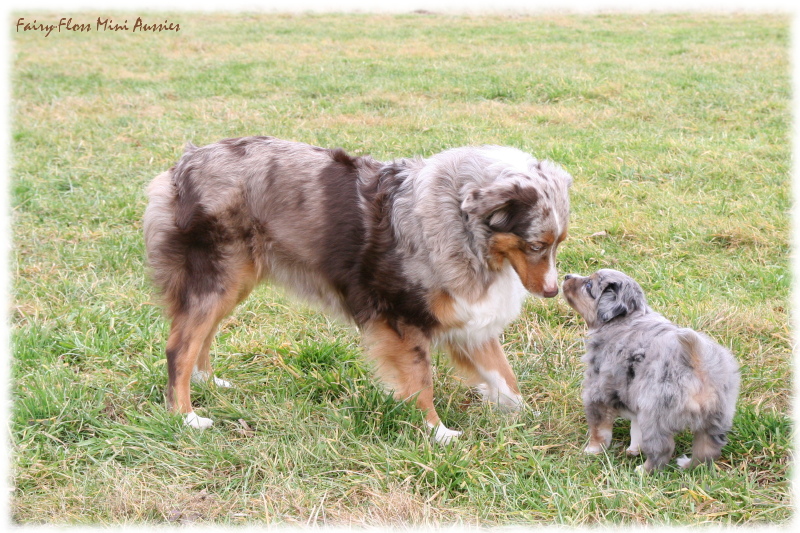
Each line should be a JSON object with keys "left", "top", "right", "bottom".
{"left": 363, "top": 320, "right": 461, "bottom": 444}
{"left": 626, "top": 416, "right": 642, "bottom": 456}
{"left": 584, "top": 402, "right": 617, "bottom": 454}
{"left": 447, "top": 337, "right": 523, "bottom": 411}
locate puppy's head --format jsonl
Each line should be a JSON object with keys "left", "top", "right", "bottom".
{"left": 461, "top": 154, "right": 572, "bottom": 298}
{"left": 561, "top": 269, "right": 646, "bottom": 328}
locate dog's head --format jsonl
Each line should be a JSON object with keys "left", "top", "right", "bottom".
{"left": 461, "top": 151, "right": 572, "bottom": 298}
{"left": 561, "top": 269, "right": 647, "bottom": 328}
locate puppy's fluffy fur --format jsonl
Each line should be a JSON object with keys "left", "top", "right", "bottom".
{"left": 562, "top": 269, "right": 739, "bottom": 471}
{"left": 144, "top": 136, "right": 572, "bottom": 442}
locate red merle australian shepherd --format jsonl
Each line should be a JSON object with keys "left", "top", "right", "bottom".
{"left": 144, "top": 136, "right": 572, "bottom": 443}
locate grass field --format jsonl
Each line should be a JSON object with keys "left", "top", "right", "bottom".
{"left": 9, "top": 11, "right": 792, "bottom": 526}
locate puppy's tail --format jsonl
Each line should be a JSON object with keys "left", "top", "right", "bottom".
{"left": 678, "top": 329, "right": 716, "bottom": 411}
{"left": 677, "top": 329, "right": 704, "bottom": 374}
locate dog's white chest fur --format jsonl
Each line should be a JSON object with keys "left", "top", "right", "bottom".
{"left": 439, "top": 263, "right": 528, "bottom": 349}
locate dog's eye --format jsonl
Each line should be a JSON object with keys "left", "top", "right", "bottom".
{"left": 528, "top": 243, "right": 545, "bottom": 253}
{"left": 585, "top": 280, "right": 594, "bottom": 292}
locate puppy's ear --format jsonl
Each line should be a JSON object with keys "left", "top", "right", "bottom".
{"left": 461, "top": 179, "right": 538, "bottom": 219}
{"left": 597, "top": 282, "right": 630, "bottom": 323}
{"left": 597, "top": 278, "right": 645, "bottom": 323}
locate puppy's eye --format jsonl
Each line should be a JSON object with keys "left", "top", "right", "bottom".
{"left": 528, "top": 243, "right": 545, "bottom": 253}
{"left": 585, "top": 280, "right": 594, "bottom": 293}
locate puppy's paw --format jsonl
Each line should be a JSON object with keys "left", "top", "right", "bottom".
{"left": 184, "top": 411, "right": 214, "bottom": 430}
{"left": 626, "top": 446, "right": 641, "bottom": 456}
{"left": 429, "top": 422, "right": 462, "bottom": 445}
{"left": 584, "top": 443, "right": 604, "bottom": 455}
{"left": 676, "top": 455, "right": 692, "bottom": 469}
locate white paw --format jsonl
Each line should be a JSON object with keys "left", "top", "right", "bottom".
{"left": 475, "top": 384, "right": 524, "bottom": 412}
{"left": 191, "top": 369, "right": 210, "bottom": 384}
{"left": 213, "top": 376, "right": 232, "bottom": 388}
{"left": 626, "top": 446, "right": 641, "bottom": 456}
{"left": 584, "top": 444, "right": 603, "bottom": 455}
{"left": 635, "top": 464, "right": 646, "bottom": 475}
{"left": 428, "top": 422, "right": 462, "bottom": 445}
{"left": 496, "top": 393, "right": 524, "bottom": 412}
{"left": 191, "top": 369, "right": 233, "bottom": 388}
{"left": 676, "top": 455, "right": 692, "bottom": 469}
{"left": 184, "top": 411, "right": 213, "bottom": 429}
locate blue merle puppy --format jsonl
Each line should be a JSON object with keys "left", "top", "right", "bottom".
{"left": 562, "top": 269, "right": 739, "bottom": 472}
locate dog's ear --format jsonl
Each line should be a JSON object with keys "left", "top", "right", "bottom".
{"left": 461, "top": 183, "right": 513, "bottom": 219}
{"left": 597, "top": 282, "right": 630, "bottom": 323}
{"left": 461, "top": 179, "right": 538, "bottom": 220}
{"left": 537, "top": 159, "right": 573, "bottom": 189}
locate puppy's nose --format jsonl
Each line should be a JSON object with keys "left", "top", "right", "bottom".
{"left": 564, "top": 274, "right": 575, "bottom": 281}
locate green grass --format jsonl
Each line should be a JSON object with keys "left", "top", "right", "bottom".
{"left": 10, "top": 11, "right": 791, "bottom": 526}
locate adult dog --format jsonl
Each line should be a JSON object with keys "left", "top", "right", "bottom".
{"left": 144, "top": 136, "right": 573, "bottom": 442}
{"left": 562, "top": 269, "right": 739, "bottom": 471}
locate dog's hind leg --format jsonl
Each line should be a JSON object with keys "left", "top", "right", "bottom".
{"left": 166, "top": 262, "right": 258, "bottom": 428}
{"left": 447, "top": 337, "right": 523, "bottom": 412}
{"left": 191, "top": 328, "right": 232, "bottom": 388}
{"left": 638, "top": 417, "right": 677, "bottom": 472}
{"left": 191, "top": 263, "right": 258, "bottom": 390}
{"left": 677, "top": 430, "right": 726, "bottom": 469}
{"left": 165, "top": 313, "right": 221, "bottom": 429}
{"left": 363, "top": 320, "right": 461, "bottom": 444}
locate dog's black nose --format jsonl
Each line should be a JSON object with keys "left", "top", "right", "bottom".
{"left": 564, "top": 274, "right": 574, "bottom": 280}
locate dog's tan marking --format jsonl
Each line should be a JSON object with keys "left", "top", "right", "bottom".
{"left": 562, "top": 274, "right": 601, "bottom": 328}
{"left": 488, "top": 233, "right": 524, "bottom": 271}
{"left": 362, "top": 319, "right": 441, "bottom": 427}
{"left": 488, "top": 232, "right": 556, "bottom": 295}
{"left": 489, "top": 234, "right": 533, "bottom": 290}
{"left": 430, "top": 290, "right": 464, "bottom": 330}
{"left": 540, "top": 230, "right": 557, "bottom": 245}
{"left": 446, "top": 337, "right": 520, "bottom": 395}
{"left": 523, "top": 256, "right": 552, "bottom": 295}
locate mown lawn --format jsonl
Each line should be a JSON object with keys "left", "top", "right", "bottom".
{"left": 10, "top": 11, "right": 791, "bottom": 526}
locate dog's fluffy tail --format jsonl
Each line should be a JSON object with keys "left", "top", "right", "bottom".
{"left": 677, "top": 329, "right": 705, "bottom": 377}
{"left": 172, "top": 142, "right": 204, "bottom": 232}
{"left": 677, "top": 328, "right": 718, "bottom": 414}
